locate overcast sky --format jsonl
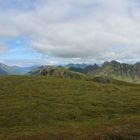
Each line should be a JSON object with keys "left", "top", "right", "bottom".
{"left": 0, "top": 0, "right": 140, "bottom": 66}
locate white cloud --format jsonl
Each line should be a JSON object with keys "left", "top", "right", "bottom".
{"left": 0, "top": 0, "right": 140, "bottom": 63}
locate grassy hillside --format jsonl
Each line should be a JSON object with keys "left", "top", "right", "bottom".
{"left": 28, "top": 66, "right": 86, "bottom": 80}
{"left": 0, "top": 76, "right": 140, "bottom": 140}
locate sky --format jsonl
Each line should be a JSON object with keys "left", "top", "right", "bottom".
{"left": 0, "top": 0, "right": 140, "bottom": 66}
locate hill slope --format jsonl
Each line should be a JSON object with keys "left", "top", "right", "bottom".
{"left": 28, "top": 66, "right": 86, "bottom": 80}
{"left": 0, "top": 76, "right": 140, "bottom": 140}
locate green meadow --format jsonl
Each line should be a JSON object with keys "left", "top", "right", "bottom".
{"left": 0, "top": 76, "right": 140, "bottom": 140}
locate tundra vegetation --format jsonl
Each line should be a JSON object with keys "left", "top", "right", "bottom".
{"left": 0, "top": 75, "right": 140, "bottom": 140}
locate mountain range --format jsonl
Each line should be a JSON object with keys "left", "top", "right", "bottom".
{"left": 0, "top": 63, "right": 37, "bottom": 75}
{"left": 1, "top": 61, "right": 140, "bottom": 82}
{"left": 69, "top": 60, "right": 140, "bottom": 82}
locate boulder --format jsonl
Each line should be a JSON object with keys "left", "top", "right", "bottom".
{"left": 93, "top": 77, "right": 112, "bottom": 84}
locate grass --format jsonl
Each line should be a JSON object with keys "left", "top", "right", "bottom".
{"left": 0, "top": 75, "right": 140, "bottom": 140}
{"left": 108, "top": 75, "right": 136, "bottom": 83}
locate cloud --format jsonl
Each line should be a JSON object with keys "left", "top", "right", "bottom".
{"left": 0, "top": 45, "right": 9, "bottom": 53}
{"left": 0, "top": 0, "right": 140, "bottom": 63}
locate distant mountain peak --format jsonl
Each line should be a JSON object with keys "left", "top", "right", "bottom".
{"left": 0, "top": 62, "right": 37, "bottom": 75}
{"left": 0, "top": 62, "right": 7, "bottom": 66}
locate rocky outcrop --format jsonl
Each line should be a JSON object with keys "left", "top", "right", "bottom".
{"left": 28, "top": 66, "right": 85, "bottom": 80}
{"left": 99, "top": 60, "right": 140, "bottom": 79}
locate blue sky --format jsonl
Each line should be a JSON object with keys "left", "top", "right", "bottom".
{"left": 0, "top": 36, "right": 41, "bottom": 59}
{"left": 0, "top": 0, "right": 140, "bottom": 66}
